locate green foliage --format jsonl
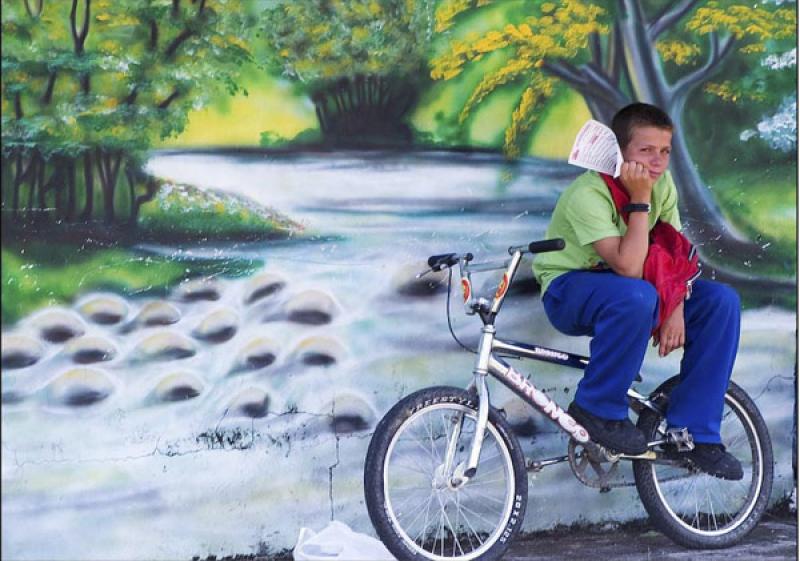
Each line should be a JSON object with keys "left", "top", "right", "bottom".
{"left": 1, "top": 242, "right": 260, "bottom": 326}
{"left": 260, "top": 0, "right": 436, "bottom": 87}
{"left": 711, "top": 163, "right": 797, "bottom": 260}
{"left": 431, "top": 0, "right": 796, "bottom": 160}
{"left": 1, "top": 0, "right": 256, "bottom": 227}
{"left": 258, "top": 0, "right": 438, "bottom": 143}
{"left": 2, "top": 0, "right": 253, "bottom": 157}
{"left": 137, "top": 181, "right": 304, "bottom": 240}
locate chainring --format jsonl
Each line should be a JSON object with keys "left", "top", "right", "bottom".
{"left": 567, "top": 439, "right": 621, "bottom": 490}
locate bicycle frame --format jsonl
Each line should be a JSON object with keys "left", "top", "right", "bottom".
{"left": 451, "top": 246, "right": 659, "bottom": 483}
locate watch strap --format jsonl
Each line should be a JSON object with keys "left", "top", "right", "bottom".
{"left": 623, "top": 203, "right": 651, "bottom": 213}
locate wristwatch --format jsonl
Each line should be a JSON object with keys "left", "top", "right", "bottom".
{"left": 623, "top": 203, "right": 651, "bottom": 213}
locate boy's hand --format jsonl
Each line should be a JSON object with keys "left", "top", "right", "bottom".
{"left": 620, "top": 161, "right": 653, "bottom": 203}
{"left": 652, "top": 301, "right": 685, "bottom": 357}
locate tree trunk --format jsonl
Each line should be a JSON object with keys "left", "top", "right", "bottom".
{"left": 66, "top": 159, "right": 77, "bottom": 222}
{"left": 81, "top": 152, "right": 95, "bottom": 221}
{"left": 667, "top": 122, "right": 763, "bottom": 260}
{"left": 608, "top": 0, "right": 767, "bottom": 261}
{"left": 310, "top": 75, "right": 418, "bottom": 145}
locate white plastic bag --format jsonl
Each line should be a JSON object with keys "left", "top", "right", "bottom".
{"left": 293, "top": 521, "right": 396, "bottom": 561}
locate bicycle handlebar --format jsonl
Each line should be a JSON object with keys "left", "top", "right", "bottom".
{"left": 426, "top": 239, "right": 564, "bottom": 273}
{"left": 527, "top": 238, "right": 565, "bottom": 254}
{"left": 427, "top": 252, "right": 473, "bottom": 270}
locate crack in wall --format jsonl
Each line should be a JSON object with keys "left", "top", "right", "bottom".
{"left": 328, "top": 394, "right": 341, "bottom": 520}
{"left": 3, "top": 409, "right": 353, "bottom": 469}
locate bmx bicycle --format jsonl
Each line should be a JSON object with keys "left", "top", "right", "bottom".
{"left": 364, "top": 239, "right": 773, "bottom": 561}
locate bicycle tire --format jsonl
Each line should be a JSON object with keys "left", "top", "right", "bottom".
{"left": 364, "top": 386, "right": 527, "bottom": 561}
{"left": 633, "top": 376, "right": 774, "bottom": 549}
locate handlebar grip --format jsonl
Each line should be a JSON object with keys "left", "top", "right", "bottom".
{"left": 427, "top": 253, "right": 457, "bottom": 267}
{"left": 528, "top": 238, "right": 565, "bottom": 254}
{"left": 426, "top": 252, "right": 473, "bottom": 269}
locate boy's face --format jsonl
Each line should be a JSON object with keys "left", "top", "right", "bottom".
{"left": 621, "top": 125, "right": 673, "bottom": 181}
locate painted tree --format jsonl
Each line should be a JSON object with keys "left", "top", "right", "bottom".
{"left": 260, "top": 0, "right": 436, "bottom": 144}
{"left": 1, "top": 0, "right": 251, "bottom": 227}
{"left": 431, "top": 0, "right": 796, "bottom": 260}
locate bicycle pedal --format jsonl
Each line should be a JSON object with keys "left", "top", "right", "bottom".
{"left": 665, "top": 427, "right": 695, "bottom": 452}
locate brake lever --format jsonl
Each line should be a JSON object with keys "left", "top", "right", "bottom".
{"left": 416, "top": 264, "right": 449, "bottom": 278}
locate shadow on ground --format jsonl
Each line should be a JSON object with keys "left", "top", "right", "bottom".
{"left": 506, "top": 509, "right": 797, "bottom": 561}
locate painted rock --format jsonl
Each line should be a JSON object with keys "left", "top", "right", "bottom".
{"left": 1, "top": 334, "right": 45, "bottom": 369}
{"left": 28, "top": 309, "right": 86, "bottom": 343}
{"left": 192, "top": 309, "right": 238, "bottom": 343}
{"left": 45, "top": 368, "right": 115, "bottom": 407}
{"left": 243, "top": 272, "right": 287, "bottom": 304}
{"left": 228, "top": 387, "right": 270, "bottom": 418}
{"left": 151, "top": 371, "right": 204, "bottom": 403}
{"left": 174, "top": 278, "right": 221, "bottom": 302}
{"left": 497, "top": 398, "right": 539, "bottom": 437}
{"left": 135, "top": 301, "right": 182, "bottom": 327}
{"left": 64, "top": 335, "right": 118, "bottom": 364}
{"left": 284, "top": 289, "right": 340, "bottom": 325}
{"left": 320, "top": 392, "right": 375, "bottom": 433}
{"left": 132, "top": 331, "right": 197, "bottom": 361}
{"left": 290, "top": 335, "right": 346, "bottom": 367}
{"left": 233, "top": 337, "right": 280, "bottom": 372}
{"left": 77, "top": 294, "right": 129, "bottom": 325}
{"left": 392, "top": 262, "right": 448, "bottom": 297}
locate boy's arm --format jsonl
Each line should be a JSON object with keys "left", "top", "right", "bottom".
{"left": 592, "top": 162, "right": 653, "bottom": 278}
{"left": 659, "top": 172, "right": 682, "bottom": 230}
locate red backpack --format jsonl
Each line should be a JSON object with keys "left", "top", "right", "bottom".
{"left": 600, "top": 173, "right": 701, "bottom": 329}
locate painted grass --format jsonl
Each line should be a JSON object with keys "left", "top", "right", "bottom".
{"left": 1, "top": 243, "right": 260, "bottom": 326}
{"left": 138, "top": 181, "right": 304, "bottom": 240}
{"left": 709, "top": 163, "right": 797, "bottom": 263}
{"left": 1, "top": 181, "right": 300, "bottom": 326}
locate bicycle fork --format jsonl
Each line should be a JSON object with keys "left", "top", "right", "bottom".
{"left": 445, "top": 325, "right": 495, "bottom": 488}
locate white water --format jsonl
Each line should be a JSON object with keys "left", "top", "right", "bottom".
{"left": 2, "top": 151, "right": 795, "bottom": 560}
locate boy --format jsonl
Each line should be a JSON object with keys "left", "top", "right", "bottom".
{"left": 533, "top": 103, "right": 742, "bottom": 480}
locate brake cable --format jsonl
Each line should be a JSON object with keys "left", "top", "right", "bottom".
{"left": 446, "top": 267, "right": 477, "bottom": 354}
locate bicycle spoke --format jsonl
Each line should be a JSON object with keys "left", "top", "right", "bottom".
{"left": 375, "top": 397, "right": 522, "bottom": 559}
{"left": 456, "top": 501, "right": 502, "bottom": 529}
{"left": 413, "top": 493, "right": 436, "bottom": 547}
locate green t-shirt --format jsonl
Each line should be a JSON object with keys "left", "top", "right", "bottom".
{"left": 533, "top": 170, "right": 682, "bottom": 295}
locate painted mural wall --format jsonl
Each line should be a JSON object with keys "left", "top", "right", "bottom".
{"left": 1, "top": 1, "right": 796, "bottom": 559}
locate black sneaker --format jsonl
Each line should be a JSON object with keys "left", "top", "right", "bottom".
{"left": 666, "top": 443, "right": 744, "bottom": 481}
{"left": 567, "top": 401, "right": 648, "bottom": 455}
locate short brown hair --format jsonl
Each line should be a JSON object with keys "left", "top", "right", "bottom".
{"left": 611, "top": 103, "right": 673, "bottom": 150}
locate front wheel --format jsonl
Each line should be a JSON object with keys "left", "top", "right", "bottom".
{"left": 633, "top": 376, "right": 774, "bottom": 548}
{"left": 364, "top": 386, "right": 527, "bottom": 561}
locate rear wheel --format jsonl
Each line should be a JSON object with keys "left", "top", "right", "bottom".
{"left": 633, "top": 376, "right": 773, "bottom": 548}
{"left": 364, "top": 386, "right": 527, "bottom": 561}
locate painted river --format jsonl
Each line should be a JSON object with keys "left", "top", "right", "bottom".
{"left": 2, "top": 150, "right": 795, "bottom": 559}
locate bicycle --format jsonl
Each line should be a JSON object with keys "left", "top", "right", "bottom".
{"left": 363, "top": 239, "right": 774, "bottom": 561}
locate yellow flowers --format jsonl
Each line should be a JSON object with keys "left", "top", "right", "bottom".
{"left": 704, "top": 81, "right": 765, "bottom": 102}
{"left": 656, "top": 41, "right": 700, "bottom": 65}
{"left": 432, "top": 0, "right": 606, "bottom": 159}
{"left": 687, "top": 3, "right": 795, "bottom": 45}
{"left": 459, "top": 58, "right": 536, "bottom": 123}
{"left": 435, "top": 0, "right": 474, "bottom": 32}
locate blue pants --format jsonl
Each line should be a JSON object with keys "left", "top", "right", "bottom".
{"left": 543, "top": 271, "right": 740, "bottom": 444}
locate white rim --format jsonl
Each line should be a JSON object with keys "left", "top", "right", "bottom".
{"left": 383, "top": 403, "right": 516, "bottom": 560}
{"left": 652, "top": 394, "right": 764, "bottom": 537}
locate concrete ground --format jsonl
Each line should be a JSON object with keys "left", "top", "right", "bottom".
{"left": 505, "top": 511, "right": 798, "bottom": 561}
{"left": 208, "top": 509, "right": 797, "bottom": 561}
